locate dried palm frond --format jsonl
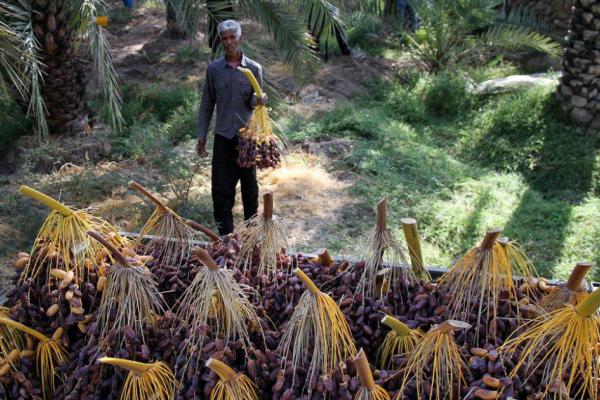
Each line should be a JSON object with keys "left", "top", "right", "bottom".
{"left": 354, "top": 349, "right": 390, "bottom": 400}
{"left": 500, "top": 282, "right": 600, "bottom": 400}
{"left": 235, "top": 192, "right": 289, "bottom": 277}
{"left": 206, "top": 357, "right": 258, "bottom": 400}
{"left": 130, "top": 181, "right": 201, "bottom": 268}
{"left": 377, "top": 315, "right": 423, "bottom": 369}
{"left": 355, "top": 198, "right": 414, "bottom": 299}
{"left": 0, "top": 317, "right": 67, "bottom": 399}
{"left": 99, "top": 357, "right": 175, "bottom": 400}
{"left": 176, "top": 248, "right": 261, "bottom": 357}
{"left": 539, "top": 262, "right": 591, "bottom": 311}
{"left": 87, "top": 231, "right": 164, "bottom": 346}
{"left": 401, "top": 218, "right": 431, "bottom": 281}
{"left": 438, "top": 228, "right": 536, "bottom": 342}
{"left": 397, "top": 320, "right": 471, "bottom": 400}
{"left": 278, "top": 268, "right": 357, "bottom": 389}
{"left": 18, "top": 185, "right": 128, "bottom": 283}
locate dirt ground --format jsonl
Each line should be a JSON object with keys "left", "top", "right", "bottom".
{"left": 0, "top": 2, "right": 401, "bottom": 293}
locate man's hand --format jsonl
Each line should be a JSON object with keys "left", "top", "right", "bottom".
{"left": 196, "top": 138, "right": 208, "bottom": 158}
{"left": 251, "top": 93, "right": 268, "bottom": 108}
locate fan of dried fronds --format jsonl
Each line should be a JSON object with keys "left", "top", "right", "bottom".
{"left": 355, "top": 198, "right": 415, "bottom": 299}
{"left": 355, "top": 349, "right": 390, "bottom": 400}
{"left": 398, "top": 320, "right": 471, "bottom": 400}
{"left": 0, "top": 317, "right": 67, "bottom": 399}
{"left": 539, "top": 262, "right": 591, "bottom": 311}
{"left": 377, "top": 315, "right": 423, "bottom": 369}
{"left": 130, "top": 181, "right": 201, "bottom": 268}
{"left": 438, "top": 229, "right": 536, "bottom": 342}
{"left": 87, "top": 231, "right": 164, "bottom": 346}
{"left": 206, "top": 357, "right": 258, "bottom": 400}
{"left": 278, "top": 268, "right": 357, "bottom": 389}
{"left": 18, "top": 185, "right": 128, "bottom": 282}
{"left": 177, "top": 248, "right": 261, "bottom": 358}
{"left": 500, "top": 284, "right": 600, "bottom": 400}
{"left": 99, "top": 357, "right": 175, "bottom": 400}
{"left": 235, "top": 192, "right": 289, "bottom": 277}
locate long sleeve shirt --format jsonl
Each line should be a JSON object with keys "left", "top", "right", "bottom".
{"left": 197, "top": 54, "right": 263, "bottom": 140}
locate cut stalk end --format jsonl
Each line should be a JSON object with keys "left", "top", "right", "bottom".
{"left": 294, "top": 268, "right": 320, "bottom": 295}
{"left": 376, "top": 197, "right": 387, "bottom": 232}
{"left": 186, "top": 219, "right": 220, "bottom": 242}
{"left": 355, "top": 349, "right": 375, "bottom": 391}
{"left": 129, "top": 181, "right": 169, "bottom": 212}
{"left": 566, "top": 262, "right": 592, "bottom": 292}
{"left": 19, "top": 185, "right": 73, "bottom": 217}
{"left": 436, "top": 320, "right": 471, "bottom": 334}
{"left": 98, "top": 357, "right": 153, "bottom": 374}
{"left": 381, "top": 315, "right": 411, "bottom": 336}
{"left": 206, "top": 358, "right": 237, "bottom": 382}
{"left": 86, "top": 231, "right": 130, "bottom": 268}
{"left": 263, "top": 192, "right": 274, "bottom": 220}
{"left": 480, "top": 228, "right": 503, "bottom": 250}
{"left": 192, "top": 247, "right": 220, "bottom": 271}
{"left": 237, "top": 67, "right": 262, "bottom": 97}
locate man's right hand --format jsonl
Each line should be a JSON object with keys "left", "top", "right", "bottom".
{"left": 196, "top": 138, "right": 208, "bottom": 158}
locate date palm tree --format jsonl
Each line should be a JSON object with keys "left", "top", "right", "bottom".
{"left": 0, "top": 0, "right": 122, "bottom": 139}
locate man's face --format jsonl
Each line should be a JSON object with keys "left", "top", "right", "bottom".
{"left": 220, "top": 30, "right": 241, "bottom": 57}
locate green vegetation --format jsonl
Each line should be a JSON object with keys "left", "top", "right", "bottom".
{"left": 0, "top": 95, "right": 31, "bottom": 156}
{"left": 283, "top": 72, "right": 600, "bottom": 280}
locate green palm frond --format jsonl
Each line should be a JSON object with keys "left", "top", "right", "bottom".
{"left": 164, "top": 0, "right": 234, "bottom": 39}
{"left": 2, "top": 0, "right": 48, "bottom": 139}
{"left": 238, "top": 0, "right": 317, "bottom": 75}
{"left": 497, "top": 4, "right": 552, "bottom": 34}
{"left": 294, "top": 0, "right": 346, "bottom": 45}
{"left": 70, "top": 0, "right": 123, "bottom": 133}
{"left": 479, "top": 25, "right": 560, "bottom": 56}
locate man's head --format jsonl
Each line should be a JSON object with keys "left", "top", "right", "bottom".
{"left": 218, "top": 20, "right": 242, "bottom": 58}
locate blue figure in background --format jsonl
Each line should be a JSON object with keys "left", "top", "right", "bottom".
{"left": 396, "top": 0, "right": 417, "bottom": 32}
{"left": 123, "top": 0, "right": 134, "bottom": 9}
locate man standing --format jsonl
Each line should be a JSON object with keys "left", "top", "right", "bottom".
{"left": 197, "top": 20, "right": 266, "bottom": 236}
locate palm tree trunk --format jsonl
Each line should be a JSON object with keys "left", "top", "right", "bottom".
{"left": 32, "top": 0, "right": 88, "bottom": 135}
{"left": 166, "top": 3, "right": 188, "bottom": 39}
{"left": 557, "top": 0, "right": 600, "bottom": 129}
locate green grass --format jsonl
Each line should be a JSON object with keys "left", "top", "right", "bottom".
{"left": 284, "top": 74, "right": 600, "bottom": 280}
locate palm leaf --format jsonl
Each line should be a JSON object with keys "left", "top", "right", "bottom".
{"left": 293, "top": 0, "right": 346, "bottom": 45}
{"left": 479, "top": 25, "right": 560, "bottom": 56}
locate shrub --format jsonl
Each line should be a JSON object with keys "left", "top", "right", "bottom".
{"left": 413, "top": 73, "right": 473, "bottom": 119}
{"left": 121, "top": 83, "right": 198, "bottom": 126}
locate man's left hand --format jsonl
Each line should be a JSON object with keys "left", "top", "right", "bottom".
{"left": 252, "top": 93, "right": 268, "bottom": 107}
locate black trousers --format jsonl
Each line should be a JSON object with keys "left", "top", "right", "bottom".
{"left": 212, "top": 135, "right": 259, "bottom": 235}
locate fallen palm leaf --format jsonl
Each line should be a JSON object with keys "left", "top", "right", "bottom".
{"left": 87, "top": 231, "right": 164, "bottom": 345}
{"left": 539, "top": 262, "right": 591, "bottom": 311}
{"left": 235, "top": 192, "right": 289, "bottom": 277}
{"left": 176, "top": 247, "right": 261, "bottom": 357}
{"left": 99, "top": 357, "right": 175, "bottom": 400}
{"left": 0, "top": 317, "right": 67, "bottom": 399}
{"left": 129, "top": 181, "right": 201, "bottom": 268}
{"left": 398, "top": 320, "right": 471, "bottom": 400}
{"left": 356, "top": 198, "right": 414, "bottom": 299}
{"left": 236, "top": 67, "right": 282, "bottom": 170}
{"left": 377, "top": 315, "right": 423, "bottom": 369}
{"left": 500, "top": 276, "right": 600, "bottom": 400}
{"left": 206, "top": 357, "right": 258, "bottom": 400}
{"left": 278, "top": 268, "right": 357, "bottom": 389}
{"left": 18, "top": 185, "right": 127, "bottom": 282}
{"left": 354, "top": 348, "right": 390, "bottom": 400}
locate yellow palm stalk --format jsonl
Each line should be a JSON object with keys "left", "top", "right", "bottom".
{"left": 235, "top": 192, "right": 289, "bottom": 277}
{"left": 176, "top": 248, "right": 261, "bottom": 357}
{"left": 0, "top": 317, "right": 67, "bottom": 399}
{"left": 99, "top": 357, "right": 175, "bottom": 400}
{"left": 356, "top": 198, "right": 414, "bottom": 299}
{"left": 87, "top": 231, "right": 164, "bottom": 345}
{"left": 206, "top": 357, "right": 258, "bottom": 400}
{"left": 538, "top": 262, "right": 591, "bottom": 311}
{"left": 237, "top": 67, "right": 276, "bottom": 143}
{"left": 129, "top": 181, "right": 201, "bottom": 267}
{"left": 354, "top": 349, "right": 390, "bottom": 400}
{"left": 500, "top": 279, "right": 600, "bottom": 400}
{"left": 397, "top": 320, "right": 471, "bottom": 400}
{"left": 438, "top": 229, "right": 536, "bottom": 342}
{"left": 377, "top": 315, "right": 423, "bottom": 369}
{"left": 0, "top": 307, "right": 24, "bottom": 352}
{"left": 497, "top": 237, "right": 537, "bottom": 280}
{"left": 18, "top": 185, "right": 127, "bottom": 282}
{"left": 278, "top": 268, "right": 357, "bottom": 389}
{"left": 401, "top": 218, "right": 431, "bottom": 281}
